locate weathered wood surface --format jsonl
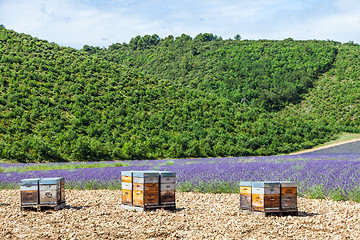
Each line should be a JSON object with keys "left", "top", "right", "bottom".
{"left": 281, "top": 193, "right": 297, "bottom": 209}
{"left": 161, "top": 191, "right": 175, "bottom": 205}
{"left": 240, "top": 193, "right": 251, "bottom": 210}
{"left": 133, "top": 190, "right": 159, "bottom": 207}
{"left": 122, "top": 189, "right": 132, "bottom": 205}
{"left": 133, "top": 183, "right": 159, "bottom": 191}
{"left": 121, "top": 175, "right": 132, "bottom": 183}
{"left": 21, "top": 190, "right": 39, "bottom": 205}
{"left": 133, "top": 177, "right": 159, "bottom": 184}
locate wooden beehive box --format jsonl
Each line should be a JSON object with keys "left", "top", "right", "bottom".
{"left": 39, "top": 178, "right": 61, "bottom": 205}
{"left": 20, "top": 178, "right": 41, "bottom": 206}
{"left": 240, "top": 181, "right": 252, "bottom": 210}
{"left": 132, "top": 171, "right": 160, "bottom": 207}
{"left": 280, "top": 181, "right": 297, "bottom": 210}
{"left": 159, "top": 171, "right": 176, "bottom": 207}
{"left": 251, "top": 182, "right": 280, "bottom": 212}
{"left": 121, "top": 171, "right": 133, "bottom": 205}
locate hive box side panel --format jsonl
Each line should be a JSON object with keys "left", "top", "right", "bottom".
{"left": 281, "top": 187, "right": 297, "bottom": 194}
{"left": 122, "top": 189, "right": 132, "bottom": 205}
{"left": 39, "top": 185, "right": 60, "bottom": 205}
{"left": 252, "top": 194, "right": 264, "bottom": 211}
{"left": 133, "top": 183, "right": 159, "bottom": 191}
{"left": 281, "top": 193, "right": 297, "bottom": 209}
{"left": 161, "top": 191, "right": 175, "bottom": 205}
{"left": 160, "top": 177, "right": 176, "bottom": 184}
{"left": 160, "top": 183, "right": 175, "bottom": 191}
{"left": 21, "top": 191, "right": 39, "bottom": 205}
{"left": 121, "top": 176, "right": 132, "bottom": 183}
{"left": 240, "top": 186, "right": 251, "bottom": 194}
{"left": 60, "top": 180, "right": 65, "bottom": 203}
{"left": 122, "top": 182, "right": 133, "bottom": 190}
{"left": 240, "top": 193, "right": 252, "bottom": 210}
{"left": 133, "top": 190, "right": 159, "bottom": 207}
{"left": 133, "top": 177, "right": 159, "bottom": 184}
{"left": 263, "top": 194, "right": 281, "bottom": 209}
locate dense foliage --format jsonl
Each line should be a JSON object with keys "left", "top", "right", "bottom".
{"left": 0, "top": 27, "right": 359, "bottom": 162}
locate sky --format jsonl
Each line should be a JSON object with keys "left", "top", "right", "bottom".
{"left": 1, "top": 0, "right": 360, "bottom": 49}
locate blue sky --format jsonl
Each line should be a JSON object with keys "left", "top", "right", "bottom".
{"left": 1, "top": 0, "right": 360, "bottom": 49}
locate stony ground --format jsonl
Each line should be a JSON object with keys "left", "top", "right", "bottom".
{"left": 0, "top": 190, "right": 359, "bottom": 239}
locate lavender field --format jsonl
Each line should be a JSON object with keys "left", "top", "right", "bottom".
{"left": 1, "top": 151, "right": 360, "bottom": 201}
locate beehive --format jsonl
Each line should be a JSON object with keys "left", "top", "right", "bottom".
{"left": 251, "top": 182, "right": 280, "bottom": 212}
{"left": 280, "top": 181, "right": 297, "bottom": 210}
{"left": 39, "top": 178, "right": 62, "bottom": 205}
{"left": 159, "top": 171, "right": 176, "bottom": 207}
{"left": 132, "top": 171, "right": 160, "bottom": 207}
{"left": 20, "top": 178, "right": 41, "bottom": 206}
{"left": 240, "top": 181, "right": 252, "bottom": 210}
{"left": 121, "top": 171, "right": 133, "bottom": 205}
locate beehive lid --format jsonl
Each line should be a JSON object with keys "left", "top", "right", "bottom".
{"left": 240, "top": 181, "right": 252, "bottom": 187}
{"left": 121, "top": 171, "right": 134, "bottom": 177}
{"left": 39, "top": 178, "right": 61, "bottom": 185}
{"left": 280, "top": 181, "right": 297, "bottom": 187}
{"left": 20, "top": 178, "right": 41, "bottom": 185}
{"left": 252, "top": 181, "right": 280, "bottom": 188}
{"left": 132, "top": 171, "right": 159, "bottom": 178}
{"left": 159, "top": 171, "right": 176, "bottom": 177}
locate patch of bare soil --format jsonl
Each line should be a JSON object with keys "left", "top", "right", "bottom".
{"left": 0, "top": 190, "right": 359, "bottom": 239}
{"left": 290, "top": 138, "right": 360, "bottom": 155}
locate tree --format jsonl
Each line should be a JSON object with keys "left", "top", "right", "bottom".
{"left": 234, "top": 34, "right": 241, "bottom": 41}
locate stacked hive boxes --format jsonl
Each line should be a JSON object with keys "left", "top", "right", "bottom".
{"left": 252, "top": 182, "right": 281, "bottom": 212}
{"left": 20, "top": 177, "right": 65, "bottom": 210}
{"left": 121, "top": 171, "right": 176, "bottom": 210}
{"left": 280, "top": 181, "right": 297, "bottom": 211}
{"left": 239, "top": 181, "right": 252, "bottom": 210}
{"left": 133, "top": 171, "right": 160, "bottom": 207}
{"left": 121, "top": 171, "right": 133, "bottom": 205}
{"left": 159, "top": 171, "right": 176, "bottom": 207}
{"left": 240, "top": 181, "right": 297, "bottom": 215}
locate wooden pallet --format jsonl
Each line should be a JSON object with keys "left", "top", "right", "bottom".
{"left": 120, "top": 204, "right": 176, "bottom": 212}
{"left": 20, "top": 202, "right": 66, "bottom": 211}
{"left": 240, "top": 208, "right": 298, "bottom": 217}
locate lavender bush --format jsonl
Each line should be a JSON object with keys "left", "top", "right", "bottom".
{"left": 1, "top": 153, "right": 360, "bottom": 201}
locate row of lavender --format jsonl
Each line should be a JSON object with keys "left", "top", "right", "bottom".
{"left": 1, "top": 153, "right": 360, "bottom": 201}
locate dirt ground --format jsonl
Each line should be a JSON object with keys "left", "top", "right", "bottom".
{"left": 290, "top": 138, "right": 360, "bottom": 155}
{"left": 0, "top": 190, "right": 359, "bottom": 239}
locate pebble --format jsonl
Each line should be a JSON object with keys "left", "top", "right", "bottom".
{"left": 0, "top": 190, "right": 359, "bottom": 239}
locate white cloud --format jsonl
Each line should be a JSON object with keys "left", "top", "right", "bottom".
{"left": 1, "top": 0, "right": 360, "bottom": 48}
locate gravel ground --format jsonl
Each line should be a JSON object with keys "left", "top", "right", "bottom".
{"left": 0, "top": 190, "right": 359, "bottom": 239}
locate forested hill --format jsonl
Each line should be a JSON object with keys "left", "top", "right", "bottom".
{"left": 0, "top": 27, "right": 359, "bottom": 162}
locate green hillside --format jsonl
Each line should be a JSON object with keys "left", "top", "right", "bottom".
{"left": 0, "top": 27, "right": 359, "bottom": 162}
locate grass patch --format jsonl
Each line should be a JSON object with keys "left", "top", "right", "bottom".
{"left": 304, "top": 184, "right": 326, "bottom": 199}
{"left": 65, "top": 180, "right": 122, "bottom": 190}
{"left": 1, "top": 161, "right": 131, "bottom": 173}
{"left": 177, "top": 180, "right": 240, "bottom": 194}
{"left": 347, "top": 186, "right": 360, "bottom": 202}
{"left": 160, "top": 161, "right": 174, "bottom": 166}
